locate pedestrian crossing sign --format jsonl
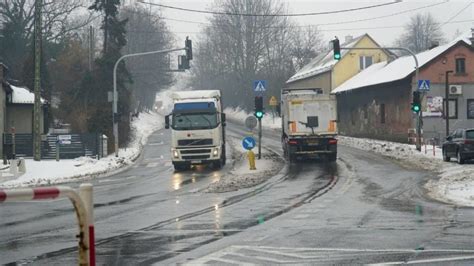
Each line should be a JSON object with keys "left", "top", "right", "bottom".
{"left": 418, "top": 80, "right": 430, "bottom": 91}
{"left": 253, "top": 80, "right": 267, "bottom": 92}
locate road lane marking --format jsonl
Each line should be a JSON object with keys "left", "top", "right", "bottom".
{"left": 147, "top": 162, "right": 159, "bottom": 168}
{"left": 149, "top": 141, "right": 164, "bottom": 146}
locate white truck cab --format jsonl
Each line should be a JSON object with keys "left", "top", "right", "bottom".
{"left": 165, "top": 90, "right": 226, "bottom": 171}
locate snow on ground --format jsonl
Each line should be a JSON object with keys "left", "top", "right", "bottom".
{"left": 337, "top": 136, "right": 474, "bottom": 206}
{"left": 0, "top": 111, "right": 163, "bottom": 188}
{"left": 205, "top": 137, "right": 284, "bottom": 193}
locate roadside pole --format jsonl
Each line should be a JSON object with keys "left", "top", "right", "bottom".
{"left": 445, "top": 70, "right": 454, "bottom": 137}
{"left": 258, "top": 118, "right": 262, "bottom": 159}
{"left": 113, "top": 47, "right": 187, "bottom": 157}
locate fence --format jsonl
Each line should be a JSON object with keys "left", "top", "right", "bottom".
{"left": 3, "top": 133, "right": 106, "bottom": 160}
{"left": 0, "top": 184, "right": 95, "bottom": 266}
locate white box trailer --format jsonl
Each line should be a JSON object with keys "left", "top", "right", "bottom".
{"left": 281, "top": 88, "right": 338, "bottom": 162}
{"left": 165, "top": 90, "right": 226, "bottom": 171}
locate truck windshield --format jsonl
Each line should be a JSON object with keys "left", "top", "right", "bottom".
{"left": 172, "top": 113, "right": 218, "bottom": 130}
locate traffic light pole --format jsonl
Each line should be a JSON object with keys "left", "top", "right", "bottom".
{"left": 113, "top": 47, "right": 186, "bottom": 157}
{"left": 445, "top": 70, "right": 453, "bottom": 137}
{"left": 339, "top": 46, "right": 420, "bottom": 150}
{"left": 258, "top": 118, "right": 262, "bottom": 159}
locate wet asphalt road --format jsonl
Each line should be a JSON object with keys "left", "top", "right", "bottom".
{"left": 1, "top": 122, "right": 474, "bottom": 265}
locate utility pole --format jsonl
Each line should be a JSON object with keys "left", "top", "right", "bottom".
{"left": 33, "top": 0, "right": 42, "bottom": 161}
{"left": 445, "top": 70, "right": 454, "bottom": 137}
{"left": 89, "top": 26, "right": 94, "bottom": 71}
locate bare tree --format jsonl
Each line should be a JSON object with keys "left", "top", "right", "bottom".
{"left": 192, "top": 0, "right": 323, "bottom": 110}
{"left": 395, "top": 12, "right": 445, "bottom": 53}
{"left": 290, "top": 26, "right": 324, "bottom": 71}
{"left": 121, "top": 6, "right": 174, "bottom": 112}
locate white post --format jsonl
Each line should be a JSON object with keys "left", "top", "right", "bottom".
{"left": 79, "top": 183, "right": 95, "bottom": 266}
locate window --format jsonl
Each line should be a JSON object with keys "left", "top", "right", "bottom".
{"left": 359, "top": 56, "right": 373, "bottom": 70}
{"left": 467, "top": 99, "right": 474, "bottom": 119}
{"left": 466, "top": 130, "right": 474, "bottom": 139}
{"left": 443, "top": 98, "right": 458, "bottom": 119}
{"left": 455, "top": 129, "right": 463, "bottom": 139}
{"left": 380, "top": 104, "right": 385, "bottom": 124}
{"left": 455, "top": 58, "right": 465, "bottom": 74}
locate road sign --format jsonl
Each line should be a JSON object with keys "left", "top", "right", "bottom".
{"left": 242, "top": 136, "right": 256, "bottom": 150}
{"left": 253, "top": 80, "right": 267, "bottom": 92}
{"left": 245, "top": 116, "right": 258, "bottom": 130}
{"left": 269, "top": 96, "right": 278, "bottom": 106}
{"left": 418, "top": 80, "right": 430, "bottom": 91}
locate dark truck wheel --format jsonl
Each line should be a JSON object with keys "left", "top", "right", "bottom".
{"left": 457, "top": 151, "right": 465, "bottom": 164}
{"left": 212, "top": 160, "right": 223, "bottom": 170}
{"left": 327, "top": 153, "right": 337, "bottom": 162}
{"left": 442, "top": 149, "right": 450, "bottom": 162}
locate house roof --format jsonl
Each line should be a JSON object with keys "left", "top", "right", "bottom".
{"left": 9, "top": 84, "right": 45, "bottom": 104}
{"left": 287, "top": 34, "right": 379, "bottom": 84}
{"left": 332, "top": 34, "right": 473, "bottom": 94}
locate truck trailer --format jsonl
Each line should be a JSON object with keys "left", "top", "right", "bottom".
{"left": 281, "top": 88, "right": 338, "bottom": 162}
{"left": 165, "top": 90, "right": 226, "bottom": 171}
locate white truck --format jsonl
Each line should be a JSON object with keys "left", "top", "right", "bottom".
{"left": 165, "top": 90, "right": 226, "bottom": 171}
{"left": 281, "top": 88, "right": 338, "bottom": 162}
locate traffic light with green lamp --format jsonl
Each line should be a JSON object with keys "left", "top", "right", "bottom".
{"left": 412, "top": 91, "right": 421, "bottom": 113}
{"left": 254, "top": 96, "right": 264, "bottom": 119}
{"left": 332, "top": 38, "right": 341, "bottom": 60}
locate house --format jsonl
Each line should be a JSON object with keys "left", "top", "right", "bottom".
{"left": 286, "top": 34, "right": 392, "bottom": 94}
{"left": 333, "top": 30, "right": 474, "bottom": 143}
{"left": 0, "top": 63, "right": 46, "bottom": 159}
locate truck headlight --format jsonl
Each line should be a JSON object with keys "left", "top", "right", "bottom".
{"left": 212, "top": 148, "right": 219, "bottom": 157}
{"left": 173, "top": 150, "right": 179, "bottom": 158}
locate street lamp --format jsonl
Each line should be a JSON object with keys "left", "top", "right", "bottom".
{"left": 445, "top": 70, "right": 454, "bottom": 138}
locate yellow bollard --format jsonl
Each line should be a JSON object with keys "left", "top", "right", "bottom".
{"left": 247, "top": 150, "right": 257, "bottom": 170}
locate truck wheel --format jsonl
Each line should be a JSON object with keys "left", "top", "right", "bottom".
{"left": 212, "top": 160, "right": 223, "bottom": 170}
{"left": 457, "top": 151, "right": 465, "bottom": 164}
{"left": 327, "top": 153, "right": 337, "bottom": 162}
{"left": 287, "top": 150, "right": 296, "bottom": 163}
{"left": 221, "top": 145, "right": 226, "bottom": 165}
{"left": 442, "top": 149, "right": 450, "bottom": 162}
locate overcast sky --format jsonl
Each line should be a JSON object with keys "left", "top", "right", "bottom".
{"left": 129, "top": 0, "right": 474, "bottom": 46}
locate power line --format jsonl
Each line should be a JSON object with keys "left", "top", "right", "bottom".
{"left": 155, "top": 1, "right": 448, "bottom": 28}
{"left": 138, "top": 0, "right": 402, "bottom": 17}
{"left": 441, "top": 1, "right": 473, "bottom": 26}
{"left": 125, "top": 19, "right": 474, "bottom": 35}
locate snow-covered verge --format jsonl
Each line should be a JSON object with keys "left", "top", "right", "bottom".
{"left": 0, "top": 111, "right": 163, "bottom": 188}
{"left": 338, "top": 136, "right": 474, "bottom": 207}
{"left": 205, "top": 138, "right": 284, "bottom": 193}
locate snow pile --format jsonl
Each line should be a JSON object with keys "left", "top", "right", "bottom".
{"left": 0, "top": 111, "right": 163, "bottom": 188}
{"left": 338, "top": 136, "right": 474, "bottom": 207}
{"left": 224, "top": 107, "right": 281, "bottom": 130}
{"left": 206, "top": 138, "right": 284, "bottom": 193}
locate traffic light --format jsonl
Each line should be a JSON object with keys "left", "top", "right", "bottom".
{"left": 412, "top": 91, "right": 421, "bottom": 113}
{"left": 254, "top": 96, "right": 264, "bottom": 119}
{"left": 185, "top": 37, "right": 192, "bottom": 60}
{"left": 178, "top": 55, "right": 190, "bottom": 70}
{"left": 332, "top": 38, "right": 341, "bottom": 60}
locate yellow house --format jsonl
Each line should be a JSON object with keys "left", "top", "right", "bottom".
{"left": 286, "top": 34, "right": 392, "bottom": 93}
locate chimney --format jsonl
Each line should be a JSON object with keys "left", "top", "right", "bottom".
{"left": 429, "top": 41, "right": 439, "bottom": 50}
{"left": 345, "top": 35, "right": 353, "bottom": 44}
{"left": 470, "top": 28, "right": 474, "bottom": 47}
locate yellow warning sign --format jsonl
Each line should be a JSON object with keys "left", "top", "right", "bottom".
{"left": 269, "top": 96, "right": 278, "bottom": 106}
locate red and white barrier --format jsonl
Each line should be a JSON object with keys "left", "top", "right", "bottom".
{"left": 0, "top": 184, "right": 95, "bottom": 266}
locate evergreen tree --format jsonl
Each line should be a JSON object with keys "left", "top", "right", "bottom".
{"left": 88, "top": 0, "right": 132, "bottom": 151}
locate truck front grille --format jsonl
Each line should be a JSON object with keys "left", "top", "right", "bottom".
{"left": 182, "top": 155, "right": 210, "bottom": 160}
{"left": 178, "top": 139, "right": 213, "bottom": 146}
{"left": 180, "top": 149, "right": 212, "bottom": 154}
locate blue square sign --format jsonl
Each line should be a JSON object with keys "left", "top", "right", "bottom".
{"left": 253, "top": 80, "right": 267, "bottom": 92}
{"left": 418, "top": 80, "right": 430, "bottom": 91}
